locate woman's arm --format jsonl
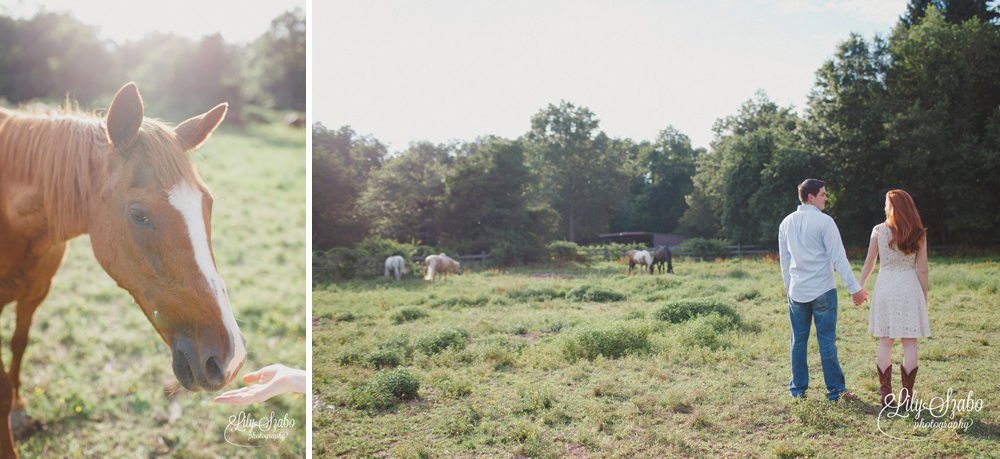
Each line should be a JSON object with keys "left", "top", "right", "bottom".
{"left": 917, "top": 235, "right": 929, "bottom": 302}
{"left": 859, "top": 226, "right": 880, "bottom": 289}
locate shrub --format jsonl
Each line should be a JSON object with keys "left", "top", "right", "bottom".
{"left": 561, "top": 321, "right": 652, "bottom": 360}
{"left": 566, "top": 285, "right": 625, "bottom": 303}
{"left": 391, "top": 307, "right": 428, "bottom": 324}
{"left": 654, "top": 298, "right": 740, "bottom": 324}
{"left": 348, "top": 368, "right": 421, "bottom": 410}
{"left": 415, "top": 328, "right": 469, "bottom": 354}
{"left": 472, "top": 334, "right": 527, "bottom": 368}
{"left": 547, "top": 241, "right": 584, "bottom": 262}
{"left": 427, "top": 295, "right": 490, "bottom": 309}
{"left": 507, "top": 322, "right": 530, "bottom": 335}
{"left": 316, "top": 247, "right": 370, "bottom": 279}
{"left": 678, "top": 313, "right": 736, "bottom": 349}
{"left": 367, "top": 348, "right": 403, "bottom": 369}
{"left": 513, "top": 386, "right": 555, "bottom": 415}
{"left": 441, "top": 403, "right": 482, "bottom": 436}
{"left": 506, "top": 287, "right": 565, "bottom": 302}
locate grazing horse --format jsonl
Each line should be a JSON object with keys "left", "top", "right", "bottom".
{"left": 384, "top": 255, "right": 407, "bottom": 280}
{"left": 627, "top": 250, "right": 653, "bottom": 275}
{"left": 423, "top": 253, "right": 460, "bottom": 283}
{"left": 651, "top": 246, "right": 674, "bottom": 274}
{"left": 0, "top": 83, "right": 247, "bottom": 457}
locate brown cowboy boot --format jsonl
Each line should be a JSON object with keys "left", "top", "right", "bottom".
{"left": 900, "top": 366, "right": 918, "bottom": 410}
{"left": 877, "top": 364, "right": 896, "bottom": 407}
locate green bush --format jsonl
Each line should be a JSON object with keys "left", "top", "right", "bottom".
{"left": 506, "top": 287, "right": 566, "bottom": 302}
{"left": 415, "top": 328, "right": 469, "bottom": 354}
{"left": 316, "top": 247, "right": 370, "bottom": 279}
{"left": 391, "top": 307, "right": 429, "bottom": 324}
{"left": 471, "top": 334, "right": 526, "bottom": 368}
{"left": 547, "top": 241, "right": 584, "bottom": 262}
{"left": 654, "top": 298, "right": 740, "bottom": 324}
{"left": 561, "top": 321, "right": 652, "bottom": 360}
{"left": 427, "top": 295, "right": 490, "bottom": 309}
{"left": 441, "top": 403, "right": 482, "bottom": 436}
{"left": 566, "top": 285, "right": 626, "bottom": 303}
{"left": 367, "top": 348, "right": 403, "bottom": 369}
{"left": 678, "top": 313, "right": 737, "bottom": 349}
{"left": 348, "top": 368, "right": 421, "bottom": 410}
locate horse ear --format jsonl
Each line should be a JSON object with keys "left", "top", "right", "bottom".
{"left": 106, "top": 82, "right": 144, "bottom": 150}
{"left": 175, "top": 103, "right": 228, "bottom": 151}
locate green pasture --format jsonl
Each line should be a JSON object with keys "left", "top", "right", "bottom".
{"left": 313, "top": 254, "right": 1000, "bottom": 458}
{"left": 5, "top": 123, "right": 307, "bottom": 458}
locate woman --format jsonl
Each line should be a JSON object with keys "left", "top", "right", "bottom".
{"left": 859, "top": 190, "right": 930, "bottom": 408}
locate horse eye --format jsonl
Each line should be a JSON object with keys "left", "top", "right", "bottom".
{"left": 129, "top": 208, "right": 151, "bottom": 227}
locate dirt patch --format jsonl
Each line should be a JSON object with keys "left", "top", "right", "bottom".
{"left": 564, "top": 443, "right": 589, "bottom": 458}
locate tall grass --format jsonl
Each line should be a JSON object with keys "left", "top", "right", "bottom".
{"left": 313, "top": 255, "right": 1000, "bottom": 458}
{"left": 9, "top": 123, "right": 307, "bottom": 458}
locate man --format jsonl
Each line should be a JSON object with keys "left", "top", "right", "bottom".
{"left": 778, "top": 179, "right": 867, "bottom": 401}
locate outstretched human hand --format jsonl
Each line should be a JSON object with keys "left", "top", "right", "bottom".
{"left": 213, "top": 364, "right": 306, "bottom": 405}
{"left": 852, "top": 288, "right": 869, "bottom": 306}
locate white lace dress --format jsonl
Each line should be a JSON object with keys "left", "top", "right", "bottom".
{"left": 868, "top": 224, "right": 931, "bottom": 338}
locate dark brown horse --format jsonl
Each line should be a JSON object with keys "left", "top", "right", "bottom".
{"left": 651, "top": 246, "right": 673, "bottom": 274}
{"left": 0, "top": 83, "right": 246, "bottom": 457}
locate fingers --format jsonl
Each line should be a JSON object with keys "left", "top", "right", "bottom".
{"left": 214, "top": 387, "right": 264, "bottom": 405}
{"left": 241, "top": 364, "right": 285, "bottom": 384}
{"left": 242, "top": 369, "right": 264, "bottom": 384}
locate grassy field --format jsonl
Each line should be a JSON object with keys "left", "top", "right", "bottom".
{"left": 6, "top": 123, "right": 307, "bottom": 458}
{"left": 312, "top": 254, "right": 1000, "bottom": 458}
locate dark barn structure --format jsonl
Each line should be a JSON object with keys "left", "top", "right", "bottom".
{"left": 599, "top": 232, "right": 685, "bottom": 247}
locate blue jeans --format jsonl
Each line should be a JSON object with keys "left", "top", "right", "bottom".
{"left": 788, "top": 288, "right": 847, "bottom": 400}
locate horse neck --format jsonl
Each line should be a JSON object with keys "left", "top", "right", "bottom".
{"left": 0, "top": 113, "right": 106, "bottom": 245}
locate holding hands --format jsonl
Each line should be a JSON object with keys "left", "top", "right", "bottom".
{"left": 852, "top": 288, "right": 869, "bottom": 306}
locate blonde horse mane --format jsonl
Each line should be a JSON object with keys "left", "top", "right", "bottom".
{"left": 0, "top": 105, "right": 204, "bottom": 241}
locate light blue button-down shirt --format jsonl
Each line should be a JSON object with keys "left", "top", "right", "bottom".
{"left": 778, "top": 204, "right": 862, "bottom": 303}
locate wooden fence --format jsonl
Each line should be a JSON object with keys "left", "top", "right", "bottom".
{"left": 578, "top": 244, "right": 775, "bottom": 261}
{"left": 313, "top": 252, "right": 491, "bottom": 277}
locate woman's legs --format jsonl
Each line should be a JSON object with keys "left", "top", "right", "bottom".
{"left": 901, "top": 338, "right": 918, "bottom": 370}
{"left": 877, "top": 337, "right": 894, "bottom": 371}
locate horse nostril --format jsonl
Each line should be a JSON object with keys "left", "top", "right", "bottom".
{"left": 204, "top": 355, "right": 226, "bottom": 386}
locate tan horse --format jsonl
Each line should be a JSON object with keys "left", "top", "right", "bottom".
{"left": 0, "top": 83, "right": 246, "bottom": 457}
{"left": 424, "top": 253, "right": 460, "bottom": 283}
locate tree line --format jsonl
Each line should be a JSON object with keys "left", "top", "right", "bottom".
{"left": 315, "top": 0, "right": 1000, "bottom": 264}
{"left": 0, "top": 8, "right": 305, "bottom": 121}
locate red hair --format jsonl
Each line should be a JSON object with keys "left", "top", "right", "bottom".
{"left": 885, "top": 190, "right": 925, "bottom": 255}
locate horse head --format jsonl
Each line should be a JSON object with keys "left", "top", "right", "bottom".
{"left": 87, "top": 83, "right": 246, "bottom": 392}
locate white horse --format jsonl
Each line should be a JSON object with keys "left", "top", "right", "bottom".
{"left": 384, "top": 255, "right": 407, "bottom": 280}
{"left": 627, "top": 250, "right": 653, "bottom": 274}
{"left": 424, "top": 253, "right": 460, "bottom": 283}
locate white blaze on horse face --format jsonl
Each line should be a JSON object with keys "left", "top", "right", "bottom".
{"left": 167, "top": 179, "right": 247, "bottom": 376}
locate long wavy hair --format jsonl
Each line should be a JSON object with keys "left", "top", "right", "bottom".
{"left": 885, "top": 189, "right": 925, "bottom": 255}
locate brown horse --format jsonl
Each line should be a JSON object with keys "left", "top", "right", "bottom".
{"left": 626, "top": 250, "right": 653, "bottom": 275}
{"left": 651, "top": 246, "right": 674, "bottom": 274}
{"left": 0, "top": 83, "right": 246, "bottom": 457}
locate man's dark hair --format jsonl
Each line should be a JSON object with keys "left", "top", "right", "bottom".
{"left": 798, "top": 179, "right": 825, "bottom": 203}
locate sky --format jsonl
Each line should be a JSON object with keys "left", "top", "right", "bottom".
{"left": 315, "top": 0, "right": 908, "bottom": 152}
{"left": 2, "top": 0, "right": 304, "bottom": 44}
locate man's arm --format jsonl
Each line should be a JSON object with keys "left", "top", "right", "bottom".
{"left": 778, "top": 222, "right": 791, "bottom": 295}
{"left": 824, "top": 217, "right": 862, "bottom": 295}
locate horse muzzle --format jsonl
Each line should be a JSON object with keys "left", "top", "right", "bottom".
{"left": 170, "top": 335, "right": 245, "bottom": 392}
